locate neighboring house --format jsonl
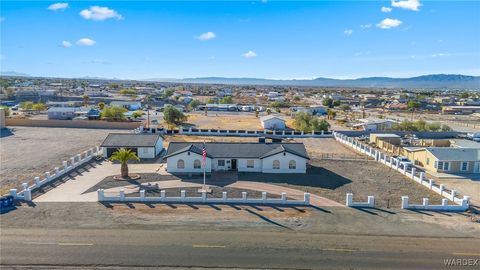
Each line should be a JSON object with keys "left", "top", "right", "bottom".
{"left": 290, "top": 106, "right": 327, "bottom": 115}
{"left": 353, "top": 118, "right": 398, "bottom": 131}
{"left": 110, "top": 101, "right": 142, "bottom": 111}
{"left": 406, "top": 147, "right": 480, "bottom": 174}
{"left": 47, "top": 101, "right": 83, "bottom": 107}
{"left": 101, "top": 133, "right": 164, "bottom": 159}
{"left": 47, "top": 107, "right": 84, "bottom": 120}
{"left": 442, "top": 106, "right": 480, "bottom": 115}
{"left": 164, "top": 142, "right": 309, "bottom": 174}
{"left": 260, "top": 115, "right": 286, "bottom": 130}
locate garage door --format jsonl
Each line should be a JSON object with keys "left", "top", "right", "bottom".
{"left": 106, "top": 147, "right": 138, "bottom": 158}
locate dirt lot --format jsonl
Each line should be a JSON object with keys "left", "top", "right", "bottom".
{"left": 0, "top": 127, "right": 121, "bottom": 193}
{"left": 299, "top": 138, "right": 364, "bottom": 159}
{"left": 239, "top": 159, "right": 446, "bottom": 208}
{"left": 185, "top": 112, "right": 288, "bottom": 130}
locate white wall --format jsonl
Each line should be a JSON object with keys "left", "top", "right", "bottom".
{"left": 167, "top": 151, "right": 212, "bottom": 173}
{"left": 138, "top": 147, "right": 156, "bottom": 159}
{"left": 237, "top": 158, "right": 262, "bottom": 172}
{"left": 155, "top": 137, "right": 164, "bottom": 155}
{"left": 262, "top": 118, "right": 286, "bottom": 130}
{"left": 261, "top": 152, "right": 307, "bottom": 173}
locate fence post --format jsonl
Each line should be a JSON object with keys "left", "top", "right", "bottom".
{"left": 281, "top": 192, "right": 287, "bottom": 204}
{"left": 439, "top": 184, "right": 444, "bottom": 195}
{"left": 34, "top": 176, "right": 41, "bottom": 187}
{"left": 262, "top": 192, "right": 267, "bottom": 204}
{"left": 160, "top": 190, "right": 166, "bottom": 201}
{"left": 401, "top": 196, "right": 409, "bottom": 209}
{"left": 97, "top": 189, "right": 104, "bottom": 201}
{"left": 429, "top": 179, "right": 433, "bottom": 189}
{"left": 441, "top": 198, "right": 448, "bottom": 207}
{"left": 45, "top": 172, "right": 51, "bottom": 182}
{"left": 419, "top": 172, "right": 424, "bottom": 183}
{"left": 450, "top": 190, "right": 456, "bottom": 201}
{"left": 222, "top": 191, "right": 227, "bottom": 202}
{"left": 9, "top": 189, "right": 17, "bottom": 199}
{"left": 422, "top": 198, "right": 429, "bottom": 207}
{"left": 63, "top": 161, "right": 68, "bottom": 172}
{"left": 367, "top": 196, "right": 375, "bottom": 208}
{"left": 140, "top": 190, "right": 146, "bottom": 201}
{"left": 346, "top": 193, "right": 353, "bottom": 206}
{"left": 411, "top": 168, "right": 416, "bottom": 179}
{"left": 55, "top": 167, "right": 60, "bottom": 177}
{"left": 70, "top": 157, "right": 75, "bottom": 167}
{"left": 303, "top": 193, "right": 310, "bottom": 205}
{"left": 119, "top": 189, "right": 125, "bottom": 201}
{"left": 242, "top": 192, "right": 247, "bottom": 202}
{"left": 202, "top": 190, "right": 207, "bottom": 202}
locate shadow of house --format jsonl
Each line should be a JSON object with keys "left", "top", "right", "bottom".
{"left": 237, "top": 165, "right": 352, "bottom": 190}
{"left": 0, "top": 128, "right": 14, "bottom": 138}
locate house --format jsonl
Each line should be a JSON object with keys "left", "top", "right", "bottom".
{"left": 110, "top": 101, "right": 142, "bottom": 111}
{"left": 164, "top": 142, "right": 309, "bottom": 174}
{"left": 101, "top": 133, "right": 164, "bottom": 159}
{"left": 47, "top": 107, "right": 85, "bottom": 120}
{"left": 260, "top": 115, "right": 286, "bottom": 130}
{"left": 353, "top": 118, "right": 398, "bottom": 131}
{"left": 442, "top": 106, "right": 480, "bottom": 115}
{"left": 406, "top": 147, "right": 480, "bottom": 174}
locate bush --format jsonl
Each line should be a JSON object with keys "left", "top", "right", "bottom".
{"left": 293, "top": 112, "right": 330, "bottom": 132}
{"left": 101, "top": 106, "right": 128, "bottom": 121}
{"left": 163, "top": 106, "right": 187, "bottom": 128}
{"left": 0, "top": 106, "right": 10, "bottom": 116}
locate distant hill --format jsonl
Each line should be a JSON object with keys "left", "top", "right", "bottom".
{"left": 0, "top": 71, "right": 31, "bottom": 77}
{"left": 149, "top": 74, "right": 480, "bottom": 89}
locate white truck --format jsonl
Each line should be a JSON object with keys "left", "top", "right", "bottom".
{"left": 467, "top": 132, "right": 480, "bottom": 142}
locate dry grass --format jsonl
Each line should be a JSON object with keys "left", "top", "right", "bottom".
{"left": 186, "top": 113, "right": 264, "bottom": 130}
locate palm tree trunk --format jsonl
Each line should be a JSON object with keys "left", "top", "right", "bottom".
{"left": 121, "top": 162, "right": 129, "bottom": 178}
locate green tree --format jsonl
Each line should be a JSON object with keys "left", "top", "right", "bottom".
{"left": 188, "top": 99, "right": 201, "bottom": 110}
{"left": 20, "top": 101, "right": 34, "bottom": 110}
{"left": 459, "top": 92, "right": 470, "bottom": 99}
{"left": 32, "top": 103, "right": 47, "bottom": 111}
{"left": 327, "top": 109, "right": 336, "bottom": 120}
{"left": 98, "top": 102, "right": 106, "bottom": 110}
{"left": 132, "top": 110, "right": 145, "bottom": 119}
{"left": 120, "top": 89, "right": 137, "bottom": 95}
{"left": 322, "top": 98, "right": 333, "bottom": 107}
{"left": 266, "top": 108, "right": 272, "bottom": 115}
{"left": 339, "top": 104, "right": 351, "bottom": 112}
{"left": 0, "top": 106, "right": 10, "bottom": 116}
{"left": 109, "top": 148, "right": 140, "bottom": 178}
{"left": 333, "top": 100, "right": 341, "bottom": 107}
{"left": 101, "top": 106, "right": 128, "bottom": 121}
{"left": 219, "top": 96, "right": 233, "bottom": 104}
{"left": 293, "top": 96, "right": 301, "bottom": 101}
{"left": 162, "top": 89, "right": 174, "bottom": 99}
{"left": 163, "top": 106, "right": 187, "bottom": 128}
{"left": 293, "top": 112, "right": 329, "bottom": 132}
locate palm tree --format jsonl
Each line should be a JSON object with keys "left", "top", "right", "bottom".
{"left": 109, "top": 148, "right": 140, "bottom": 178}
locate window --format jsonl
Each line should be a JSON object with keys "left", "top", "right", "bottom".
{"left": 194, "top": 159, "right": 201, "bottom": 169}
{"left": 461, "top": 162, "right": 468, "bottom": 171}
{"left": 289, "top": 160, "right": 296, "bottom": 169}
{"left": 177, "top": 159, "right": 185, "bottom": 169}
{"left": 426, "top": 158, "right": 430, "bottom": 165}
{"left": 247, "top": 160, "right": 254, "bottom": 168}
{"left": 435, "top": 161, "right": 450, "bottom": 171}
{"left": 444, "top": 162, "right": 450, "bottom": 171}
{"left": 273, "top": 160, "right": 280, "bottom": 170}
{"left": 218, "top": 160, "right": 225, "bottom": 167}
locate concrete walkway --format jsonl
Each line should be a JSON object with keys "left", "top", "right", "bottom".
{"left": 34, "top": 161, "right": 343, "bottom": 207}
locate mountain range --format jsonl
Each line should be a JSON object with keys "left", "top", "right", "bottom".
{"left": 1, "top": 71, "right": 479, "bottom": 89}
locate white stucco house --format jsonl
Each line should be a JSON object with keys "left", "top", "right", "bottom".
{"left": 260, "top": 115, "right": 286, "bottom": 130}
{"left": 164, "top": 142, "right": 309, "bottom": 174}
{"left": 101, "top": 133, "right": 164, "bottom": 159}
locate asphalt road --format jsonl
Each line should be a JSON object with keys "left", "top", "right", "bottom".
{"left": 2, "top": 228, "right": 480, "bottom": 269}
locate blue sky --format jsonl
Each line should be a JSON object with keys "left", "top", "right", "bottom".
{"left": 1, "top": 0, "right": 479, "bottom": 79}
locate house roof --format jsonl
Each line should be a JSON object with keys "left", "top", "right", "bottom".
{"left": 47, "top": 107, "right": 84, "bottom": 113}
{"left": 101, "top": 133, "right": 162, "bottom": 148}
{"left": 260, "top": 115, "right": 285, "bottom": 122}
{"left": 427, "top": 147, "right": 480, "bottom": 161}
{"left": 164, "top": 142, "right": 309, "bottom": 160}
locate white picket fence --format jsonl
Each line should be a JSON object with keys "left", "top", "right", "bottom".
{"left": 9, "top": 146, "right": 102, "bottom": 201}
{"left": 346, "top": 193, "right": 375, "bottom": 208}
{"left": 98, "top": 189, "right": 311, "bottom": 206}
{"left": 333, "top": 132, "right": 471, "bottom": 211}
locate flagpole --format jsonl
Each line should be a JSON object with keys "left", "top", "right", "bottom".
{"left": 203, "top": 140, "right": 206, "bottom": 192}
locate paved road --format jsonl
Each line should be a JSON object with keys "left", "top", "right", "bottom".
{"left": 2, "top": 228, "right": 479, "bottom": 269}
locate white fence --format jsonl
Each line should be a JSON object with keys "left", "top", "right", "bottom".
{"left": 137, "top": 125, "right": 332, "bottom": 138}
{"left": 401, "top": 196, "right": 470, "bottom": 211}
{"left": 98, "top": 189, "right": 311, "bottom": 206}
{"left": 333, "top": 132, "right": 470, "bottom": 211}
{"left": 346, "top": 193, "right": 375, "bottom": 208}
{"left": 9, "top": 146, "right": 102, "bottom": 201}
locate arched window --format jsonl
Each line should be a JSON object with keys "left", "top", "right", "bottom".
{"left": 273, "top": 160, "right": 280, "bottom": 169}
{"left": 177, "top": 159, "right": 185, "bottom": 169}
{"left": 194, "top": 159, "right": 201, "bottom": 169}
{"left": 289, "top": 160, "right": 296, "bottom": 169}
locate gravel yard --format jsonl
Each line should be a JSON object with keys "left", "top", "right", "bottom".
{"left": 239, "top": 159, "right": 446, "bottom": 208}
{"left": 0, "top": 126, "right": 122, "bottom": 193}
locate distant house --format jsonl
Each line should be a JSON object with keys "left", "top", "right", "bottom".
{"left": 47, "top": 107, "right": 85, "bottom": 120}
{"left": 260, "top": 115, "right": 286, "bottom": 130}
{"left": 164, "top": 142, "right": 309, "bottom": 174}
{"left": 406, "top": 147, "right": 480, "bottom": 174}
{"left": 352, "top": 118, "right": 398, "bottom": 131}
{"left": 47, "top": 101, "right": 83, "bottom": 108}
{"left": 442, "top": 106, "right": 480, "bottom": 115}
{"left": 290, "top": 106, "right": 327, "bottom": 115}
{"left": 101, "top": 133, "right": 164, "bottom": 159}
{"left": 110, "top": 101, "right": 142, "bottom": 111}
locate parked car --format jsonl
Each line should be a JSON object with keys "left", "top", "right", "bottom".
{"left": 392, "top": 156, "right": 413, "bottom": 169}
{"left": 467, "top": 132, "right": 480, "bottom": 142}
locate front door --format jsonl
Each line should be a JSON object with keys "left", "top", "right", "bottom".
{"left": 474, "top": 162, "right": 480, "bottom": 173}
{"left": 231, "top": 159, "right": 237, "bottom": 170}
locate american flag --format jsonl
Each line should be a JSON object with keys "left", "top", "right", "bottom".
{"left": 202, "top": 143, "right": 207, "bottom": 165}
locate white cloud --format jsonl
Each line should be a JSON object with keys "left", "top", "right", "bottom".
{"left": 242, "top": 50, "right": 257, "bottom": 58}
{"left": 381, "top": 6, "right": 392, "bottom": 13}
{"left": 431, "top": 53, "right": 448, "bottom": 58}
{"left": 196, "top": 32, "right": 216, "bottom": 41}
{"left": 377, "top": 18, "right": 402, "bottom": 29}
{"left": 80, "top": 6, "right": 123, "bottom": 21}
{"left": 360, "top": 24, "right": 372, "bottom": 29}
{"left": 48, "top": 2, "right": 69, "bottom": 11}
{"left": 344, "top": 29, "right": 353, "bottom": 35}
{"left": 76, "top": 38, "right": 96, "bottom": 46}
{"left": 61, "top": 40, "right": 72, "bottom": 48}
{"left": 391, "top": 0, "right": 422, "bottom": 11}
